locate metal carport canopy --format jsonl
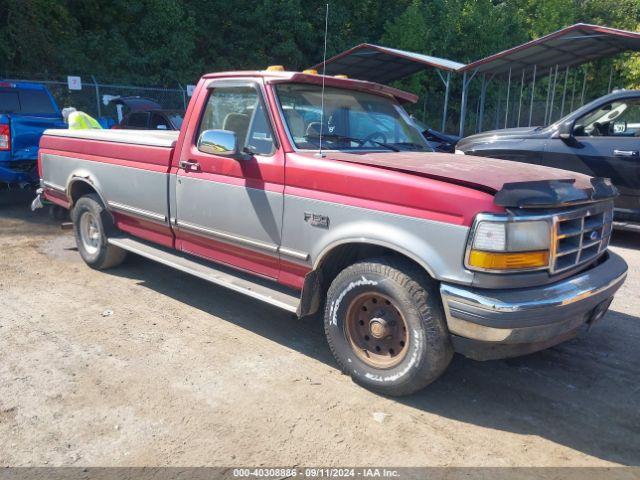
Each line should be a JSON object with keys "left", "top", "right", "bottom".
{"left": 312, "top": 44, "right": 465, "bottom": 131}
{"left": 312, "top": 43, "right": 465, "bottom": 84}
{"left": 462, "top": 23, "right": 640, "bottom": 78}
{"left": 458, "top": 23, "right": 640, "bottom": 136}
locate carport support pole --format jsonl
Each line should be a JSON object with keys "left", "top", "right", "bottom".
{"left": 459, "top": 71, "right": 468, "bottom": 137}
{"left": 548, "top": 65, "right": 559, "bottom": 124}
{"left": 528, "top": 65, "right": 537, "bottom": 127}
{"left": 570, "top": 69, "right": 578, "bottom": 111}
{"left": 422, "top": 96, "right": 427, "bottom": 122}
{"left": 458, "top": 69, "right": 477, "bottom": 137}
{"left": 607, "top": 64, "right": 614, "bottom": 93}
{"left": 544, "top": 67, "right": 552, "bottom": 125}
{"left": 517, "top": 69, "right": 525, "bottom": 127}
{"left": 495, "top": 85, "right": 502, "bottom": 130}
{"left": 559, "top": 66, "right": 569, "bottom": 118}
{"left": 478, "top": 74, "right": 487, "bottom": 133}
{"left": 580, "top": 67, "right": 588, "bottom": 106}
{"left": 442, "top": 71, "right": 451, "bottom": 132}
{"left": 91, "top": 75, "right": 101, "bottom": 119}
{"left": 504, "top": 67, "right": 512, "bottom": 128}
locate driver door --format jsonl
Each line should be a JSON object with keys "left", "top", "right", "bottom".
{"left": 173, "top": 80, "right": 285, "bottom": 279}
{"left": 544, "top": 97, "right": 640, "bottom": 213}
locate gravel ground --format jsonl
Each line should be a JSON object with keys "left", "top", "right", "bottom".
{"left": 0, "top": 203, "right": 638, "bottom": 467}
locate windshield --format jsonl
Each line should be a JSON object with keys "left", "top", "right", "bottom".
{"left": 276, "top": 84, "right": 429, "bottom": 151}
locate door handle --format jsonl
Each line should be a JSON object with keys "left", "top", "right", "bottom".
{"left": 613, "top": 149, "right": 639, "bottom": 157}
{"left": 179, "top": 160, "right": 200, "bottom": 171}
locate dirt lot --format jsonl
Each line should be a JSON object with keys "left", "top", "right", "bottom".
{"left": 0, "top": 202, "right": 639, "bottom": 467}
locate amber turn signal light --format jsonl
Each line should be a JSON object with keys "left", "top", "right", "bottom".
{"left": 468, "top": 250, "right": 549, "bottom": 270}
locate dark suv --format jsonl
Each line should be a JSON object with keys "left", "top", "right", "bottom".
{"left": 456, "top": 90, "right": 640, "bottom": 230}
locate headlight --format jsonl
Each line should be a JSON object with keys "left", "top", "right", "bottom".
{"left": 454, "top": 149, "right": 465, "bottom": 155}
{"left": 466, "top": 216, "right": 551, "bottom": 272}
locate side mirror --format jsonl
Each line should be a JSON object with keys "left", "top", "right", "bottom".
{"left": 556, "top": 120, "right": 579, "bottom": 146}
{"left": 197, "top": 129, "right": 239, "bottom": 156}
{"left": 613, "top": 120, "right": 627, "bottom": 134}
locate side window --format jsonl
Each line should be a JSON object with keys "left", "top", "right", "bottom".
{"left": 150, "top": 113, "right": 170, "bottom": 130}
{"left": 197, "top": 86, "right": 274, "bottom": 155}
{"left": 126, "top": 112, "right": 149, "bottom": 128}
{"left": 574, "top": 99, "right": 640, "bottom": 137}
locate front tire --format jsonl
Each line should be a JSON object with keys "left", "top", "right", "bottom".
{"left": 72, "top": 194, "right": 126, "bottom": 270}
{"left": 324, "top": 257, "right": 453, "bottom": 396}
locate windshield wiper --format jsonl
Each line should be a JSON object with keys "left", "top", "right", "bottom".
{"left": 305, "top": 134, "right": 400, "bottom": 152}
{"left": 391, "top": 142, "right": 430, "bottom": 152}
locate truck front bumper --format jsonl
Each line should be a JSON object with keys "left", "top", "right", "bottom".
{"left": 440, "top": 251, "right": 628, "bottom": 361}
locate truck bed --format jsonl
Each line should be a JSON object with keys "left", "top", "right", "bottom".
{"left": 39, "top": 128, "right": 179, "bottom": 248}
{"left": 42, "top": 128, "right": 179, "bottom": 148}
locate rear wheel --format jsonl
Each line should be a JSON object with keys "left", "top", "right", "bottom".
{"left": 324, "top": 257, "right": 453, "bottom": 396}
{"left": 72, "top": 194, "right": 126, "bottom": 270}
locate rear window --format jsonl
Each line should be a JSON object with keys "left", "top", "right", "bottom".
{"left": 0, "top": 88, "right": 57, "bottom": 115}
{"left": 0, "top": 91, "right": 20, "bottom": 113}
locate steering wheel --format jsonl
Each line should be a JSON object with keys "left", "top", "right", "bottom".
{"left": 360, "top": 131, "right": 388, "bottom": 146}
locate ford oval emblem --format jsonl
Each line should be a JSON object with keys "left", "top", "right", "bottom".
{"left": 590, "top": 231, "right": 599, "bottom": 241}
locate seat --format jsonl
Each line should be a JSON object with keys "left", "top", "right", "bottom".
{"left": 283, "top": 110, "right": 305, "bottom": 138}
{"left": 222, "top": 113, "right": 250, "bottom": 146}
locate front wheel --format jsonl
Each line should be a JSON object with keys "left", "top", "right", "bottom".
{"left": 324, "top": 257, "right": 453, "bottom": 396}
{"left": 72, "top": 193, "right": 126, "bottom": 270}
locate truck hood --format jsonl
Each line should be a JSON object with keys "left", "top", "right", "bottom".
{"left": 457, "top": 126, "right": 550, "bottom": 150}
{"left": 310, "top": 151, "right": 594, "bottom": 193}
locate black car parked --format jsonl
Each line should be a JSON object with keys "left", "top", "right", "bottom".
{"left": 117, "top": 109, "right": 184, "bottom": 131}
{"left": 109, "top": 96, "right": 184, "bottom": 131}
{"left": 456, "top": 90, "right": 640, "bottom": 230}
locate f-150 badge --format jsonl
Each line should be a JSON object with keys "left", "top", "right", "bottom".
{"left": 304, "top": 212, "right": 330, "bottom": 229}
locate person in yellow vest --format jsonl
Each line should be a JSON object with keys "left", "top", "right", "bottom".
{"left": 61, "top": 107, "right": 102, "bottom": 130}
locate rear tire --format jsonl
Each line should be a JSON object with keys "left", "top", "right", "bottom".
{"left": 72, "top": 194, "right": 126, "bottom": 270}
{"left": 324, "top": 257, "right": 453, "bottom": 396}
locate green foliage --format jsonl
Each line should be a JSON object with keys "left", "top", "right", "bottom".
{"left": 0, "top": 0, "right": 638, "bottom": 98}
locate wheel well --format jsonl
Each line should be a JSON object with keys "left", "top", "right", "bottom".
{"left": 298, "top": 242, "right": 429, "bottom": 318}
{"left": 68, "top": 180, "right": 98, "bottom": 206}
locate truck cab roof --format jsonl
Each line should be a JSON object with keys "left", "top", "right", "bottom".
{"left": 201, "top": 70, "right": 418, "bottom": 104}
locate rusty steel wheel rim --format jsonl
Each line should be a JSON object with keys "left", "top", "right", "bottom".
{"left": 344, "top": 292, "right": 409, "bottom": 369}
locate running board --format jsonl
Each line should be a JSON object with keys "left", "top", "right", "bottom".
{"left": 108, "top": 236, "right": 300, "bottom": 313}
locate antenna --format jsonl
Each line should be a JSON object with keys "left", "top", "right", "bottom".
{"left": 316, "top": 3, "right": 329, "bottom": 158}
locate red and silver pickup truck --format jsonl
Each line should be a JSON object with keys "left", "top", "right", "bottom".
{"left": 34, "top": 69, "right": 628, "bottom": 396}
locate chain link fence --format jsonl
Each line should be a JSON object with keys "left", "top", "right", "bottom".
{"left": 2, "top": 75, "right": 190, "bottom": 124}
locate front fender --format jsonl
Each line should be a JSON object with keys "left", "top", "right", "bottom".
{"left": 296, "top": 204, "right": 473, "bottom": 284}
{"left": 310, "top": 216, "right": 474, "bottom": 286}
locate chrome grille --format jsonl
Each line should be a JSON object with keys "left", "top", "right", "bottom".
{"left": 551, "top": 203, "right": 613, "bottom": 273}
